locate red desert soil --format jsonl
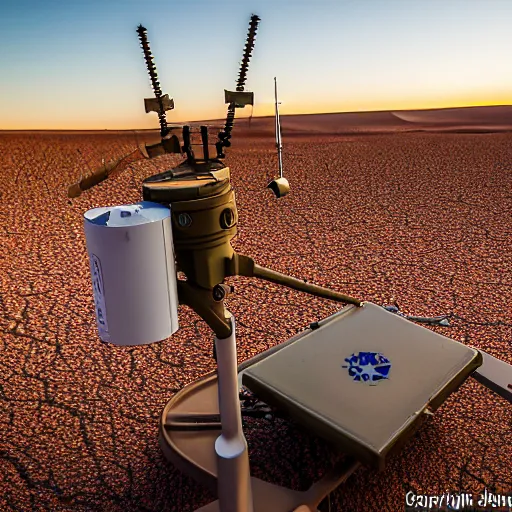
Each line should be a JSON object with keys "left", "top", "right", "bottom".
{"left": 0, "top": 127, "right": 511, "bottom": 511}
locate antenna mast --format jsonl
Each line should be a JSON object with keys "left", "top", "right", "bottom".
{"left": 274, "top": 77, "right": 284, "bottom": 178}
{"left": 266, "top": 77, "right": 290, "bottom": 198}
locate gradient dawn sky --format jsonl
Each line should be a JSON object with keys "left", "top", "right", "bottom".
{"left": 1, "top": 0, "right": 511, "bottom": 130}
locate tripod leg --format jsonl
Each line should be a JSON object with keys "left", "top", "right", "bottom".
{"left": 213, "top": 315, "right": 254, "bottom": 512}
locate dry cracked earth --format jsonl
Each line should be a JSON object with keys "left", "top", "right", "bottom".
{"left": 0, "top": 131, "right": 511, "bottom": 511}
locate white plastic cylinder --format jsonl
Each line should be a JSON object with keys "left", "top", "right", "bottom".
{"left": 83, "top": 201, "right": 179, "bottom": 346}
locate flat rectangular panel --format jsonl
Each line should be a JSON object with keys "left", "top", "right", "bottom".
{"left": 243, "top": 302, "right": 481, "bottom": 469}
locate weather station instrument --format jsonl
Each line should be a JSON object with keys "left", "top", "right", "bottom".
{"left": 68, "top": 14, "right": 512, "bottom": 512}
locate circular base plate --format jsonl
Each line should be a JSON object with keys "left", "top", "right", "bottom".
{"left": 159, "top": 368, "right": 359, "bottom": 511}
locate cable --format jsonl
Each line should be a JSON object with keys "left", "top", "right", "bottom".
{"left": 216, "top": 14, "right": 260, "bottom": 159}
{"left": 136, "top": 25, "right": 170, "bottom": 138}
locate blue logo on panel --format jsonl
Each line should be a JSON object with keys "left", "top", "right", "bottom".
{"left": 342, "top": 352, "right": 391, "bottom": 385}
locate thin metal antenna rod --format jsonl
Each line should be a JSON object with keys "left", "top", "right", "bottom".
{"left": 274, "top": 77, "right": 284, "bottom": 178}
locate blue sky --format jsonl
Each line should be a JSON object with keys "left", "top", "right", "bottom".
{"left": 1, "top": 0, "right": 511, "bottom": 129}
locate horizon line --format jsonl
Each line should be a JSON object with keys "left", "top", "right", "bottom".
{"left": 1, "top": 104, "right": 511, "bottom": 132}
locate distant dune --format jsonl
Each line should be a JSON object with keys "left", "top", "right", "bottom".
{"left": 191, "top": 105, "right": 512, "bottom": 137}
{"left": 234, "top": 110, "right": 410, "bottom": 133}
{"left": 391, "top": 105, "right": 512, "bottom": 125}
{"left": 186, "top": 111, "right": 410, "bottom": 136}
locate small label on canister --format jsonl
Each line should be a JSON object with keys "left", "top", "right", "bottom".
{"left": 90, "top": 254, "right": 109, "bottom": 336}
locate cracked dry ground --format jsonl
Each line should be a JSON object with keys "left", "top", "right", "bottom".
{"left": 0, "top": 131, "right": 511, "bottom": 512}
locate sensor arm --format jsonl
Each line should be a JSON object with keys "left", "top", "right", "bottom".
{"left": 68, "top": 146, "right": 148, "bottom": 198}
{"left": 226, "top": 253, "right": 363, "bottom": 307}
{"left": 177, "top": 253, "right": 362, "bottom": 339}
{"left": 68, "top": 166, "right": 110, "bottom": 198}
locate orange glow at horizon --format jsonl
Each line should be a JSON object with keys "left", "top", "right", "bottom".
{"left": 2, "top": 96, "right": 510, "bottom": 131}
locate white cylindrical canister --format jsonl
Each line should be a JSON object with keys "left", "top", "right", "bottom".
{"left": 83, "top": 201, "right": 179, "bottom": 346}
